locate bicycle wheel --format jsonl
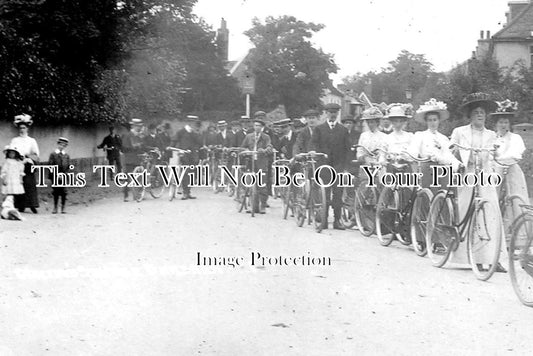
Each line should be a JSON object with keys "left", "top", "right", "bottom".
{"left": 293, "top": 185, "right": 306, "bottom": 227}
{"left": 250, "top": 185, "right": 258, "bottom": 217}
{"left": 395, "top": 187, "right": 413, "bottom": 246}
{"left": 312, "top": 183, "right": 327, "bottom": 233}
{"left": 283, "top": 186, "right": 294, "bottom": 220}
{"left": 410, "top": 188, "right": 433, "bottom": 257}
{"left": 503, "top": 195, "right": 527, "bottom": 241}
{"left": 468, "top": 200, "right": 502, "bottom": 281}
{"left": 426, "top": 192, "right": 456, "bottom": 268}
{"left": 149, "top": 166, "right": 165, "bottom": 198}
{"left": 354, "top": 183, "right": 378, "bottom": 237}
{"left": 340, "top": 188, "right": 356, "bottom": 229}
{"left": 376, "top": 186, "right": 398, "bottom": 247}
{"left": 236, "top": 184, "right": 247, "bottom": 212}
{"left": 509, "top": 213, "right": 533, "bottom": 307}
{"left": 132, "top": 166, "right": 145, "bottom": 202}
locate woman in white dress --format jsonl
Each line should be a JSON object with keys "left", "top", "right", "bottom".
{"left": 409, "top": 99, "right": 460, "bottom": 192}
{"left": 10, "top": 114, "right": 40, "bottom": 213}
{"left": 449, "top": 93, "right": 504, "bottom": 272}
{"left": 490, "top": 100, "right": 529, "bottom": 226}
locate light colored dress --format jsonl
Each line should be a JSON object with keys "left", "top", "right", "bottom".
{"left": 449, "top": 125, "right": 501, "bottom": 265}
{"left": 357, "top": 129, "right": 387, "bottom": 163}
{"left": 10, "top": 135, "right": 39, "bottom": 159}
{"left": 383, "top": 130, "right": 413, "bottom": 156}
{"left": 10, "top": 135, "right": 40, "bottom": 209}
{"left": 1, "top": 159, "right": 25, "bottom": 195}
{"left": 408, "top": 129, "right": 460, "bottom": 190}
{"left": 493, "top": 131, "right": 528, "bottom": 227}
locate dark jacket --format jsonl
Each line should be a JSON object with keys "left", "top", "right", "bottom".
{"left": 241, "top": 132, "right": 272, "bottom": 169}
{"left": 48, "top": 150, "right": 70, "bottom": 180}
{"left": 278, "top": 131, "right": 297, "bottom": 159}
{"left": 216, "top": 130, "right": 234, "bottom": 147}
{"left": 310, "top": 122, "right": 351, "bottom": 170}
{"left": 293, "top": 126, "right": 315, "bottom": 156}
{"left": 97, "top": 134, "right": 122, "bottom": 159}
{"left": 231, "top": 130, "right": 246, "bottom": 147}
{"left": 122, "top": 131, "right": 144, "bottom": 166}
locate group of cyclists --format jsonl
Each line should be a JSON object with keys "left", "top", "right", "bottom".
{"left": 97, "top": 92, "right": 533, "bottom": 307}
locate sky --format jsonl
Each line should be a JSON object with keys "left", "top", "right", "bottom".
{"left": 193, "top": 0, "right": 513, "bottom": 83}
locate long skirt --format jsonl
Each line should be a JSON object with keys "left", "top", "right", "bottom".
{"left": 494, "top": 163, "right": 529, "bottom": 227}
{"left": 14, "top": 162, "right": 39, "bottom": 209}
{"left": 449, "top": 165, "right": 502, "bottom": 265}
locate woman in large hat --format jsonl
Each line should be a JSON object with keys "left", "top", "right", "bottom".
{"left": 491, "top": 100, "right": 528, "bottom": 222}
{"left": 356, "top": 107, "right": 388, "bottom": 165}
{"left": 382, "top": 104, "right": 413, "bottom": 161}
{"left": 9, "top": 114, "right": 40, "bottom": 213}
{"left": 447, "top": 92, "right": 503, "bottom": 271}
{"left": 409, "top": 99, "right": 460, "bottom": 191}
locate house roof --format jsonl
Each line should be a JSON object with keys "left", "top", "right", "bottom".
{"left": 493, "top": 2, "right": 533, "bottom": 39}
{"left": 358, "top": 92, "right": 374, "bottom": 108}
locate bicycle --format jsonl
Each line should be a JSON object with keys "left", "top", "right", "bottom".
{"left": 352, "top": 145, "right": 382, "bottom": 237}
{"left": 225, "top": 147, "right": 244, "bottom": 197}
{"left": 426, "top": 143, "right": 502, "bottom": 281}
{"left": 131, "top": 147, "right": 166, "bottom": 202}
{"left": 508, "top": 205, "right": 533, "bottom": 307}
{"left": 166, "top": 147, "right": 190, "bottom": 201}
{"left": 375, "top": 150, "right": 433, "bottom": 252}
{"left": 339, "top": 148, "right": 360, "bottom": 229}
{"left": 292, "top": 152, "right": 328, "bottom": 233}
{"left": 272, "top": 158, "right": 293, "bottom": 219}
{"left": 235, "top": 150, "right": 261, "bottom": 217}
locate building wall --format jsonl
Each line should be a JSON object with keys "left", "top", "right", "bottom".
{"left": 493, "top": 42, "right": 530, "bottom": 69}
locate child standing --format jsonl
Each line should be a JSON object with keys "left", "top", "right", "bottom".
{"left": 1, "top": 145, "right": 25, "bottom": 198}
{"left": 48, "top": 137, "right": 70, "bottom": 214}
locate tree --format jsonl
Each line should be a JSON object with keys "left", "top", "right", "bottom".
{"left": 244, "top": 16, "right": 338, "bottom": 116}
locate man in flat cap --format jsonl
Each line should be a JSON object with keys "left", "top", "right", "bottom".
{"left": 240, "top": 117, "right": 273, "bottom": 214}
{"left": 310, "top": 103, "right": 351, "bottom": 230}
{"left": 172, "top": 115, "right": 202, "bottom": 200}
{"left": 277, "top": 118, "right": 296, "bottom": 159}
{"left": 293, "top": 109, "right": 320, "bottom": 156}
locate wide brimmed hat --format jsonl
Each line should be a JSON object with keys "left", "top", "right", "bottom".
{"left": 489, "top": 99, "right": 518, "bottom": 122}
{"left": 415, "top": 98, "right": 450, "bottom": 123}
{"left": 460, "top": 92, "right": 498, "bottom": 114}
{"left": 14, "top": 114, "right": 33, "bottom": 127}
{"left": 129, "top": 118, "right": 143, "bottom": 126}
{"left": 302, "top": 109, "right": 320, "bottom": 117}
{"left": 385, "top": 104, "right": 412, "bottom": 120}
{"left": 57, "top": 137, "right": 69, "bottom": 145}
{"left": 3, "top": 145, "right": 23, "bottom": 160}
{"left": 275, "top": 118, "right": 291, "bottom": 127}
{"left": 361, "top": 107, "right": 384, "bottom": 121}
{"left": 341, "top": 117, "right": 357, "bottom": 124}
{"left": 324, "top": 103, "right": 341, "bottom": 112}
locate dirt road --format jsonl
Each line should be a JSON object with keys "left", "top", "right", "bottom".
{"left": 0, "top": 189, "right": 531, "bottom": 355}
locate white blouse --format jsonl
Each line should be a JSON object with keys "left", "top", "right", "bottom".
{"left": 494, "top": 132, "right": 526, "bottom": 166}
{"left": 408, "top": 129, "right": 456, "bottom": 165}
{"left": 384, "top": 130, "right": 413, "bottom": 155}
{"left": 10, "top": 135, "right": 40, "bottom": 158}
{"left": 357, "top": 130, "right": 387, "bottom": 159}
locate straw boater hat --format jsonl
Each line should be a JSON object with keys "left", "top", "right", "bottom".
{"left": 13, "top": 114, "right": 33, "bottom": 127}
{"left": 489, "top": 99, "right": 518, "bottom": 123}
{"left": 3, "top": 145, "right": 23, "bottom": 160}
{"left": 217, "top": 120, "right": 228, "bottom": 127}
{"left": 459, "top": 92, "right": 498, "bottom": 115}
{"left": 57, "top": 137, "right": 69, "bottom": 145}
{"left": 360, "top": 107, "right": 384, "bottom": 121}
{"left": 386, "top": 104, "right": 409, "bottom": 120}
{"left": 275, "top": 118, "right": 291, "bottom": 127}
{"left": 185, "top": 115, "right": 199, "bottom": 122}
{"left": 129, "top": 118, "right": 143, "bottom": 126}
{"left": 415, "top": 98, "right": 450, "bottom": 123}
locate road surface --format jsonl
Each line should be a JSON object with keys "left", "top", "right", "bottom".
{"left": 0, "top": 189, "right": 531, "bottom": 355}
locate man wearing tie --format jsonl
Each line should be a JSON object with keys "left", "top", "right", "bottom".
{"left": 293, "top": 109, "right": 319, "bottom": 156}
{"left": 241, "top": 117, "right": 273, "bottom": 214}
{"left": 310, "top": 103, "right": 351, "bottom": 230}
{"left": 277, "top": 119, "right": 296, "bottom": 159}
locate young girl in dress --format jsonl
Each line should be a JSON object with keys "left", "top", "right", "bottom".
{"left": 1, "top": 146, "right": 25, "bottom": 220}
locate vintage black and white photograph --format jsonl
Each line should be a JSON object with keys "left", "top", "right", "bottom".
{"left": 1, "top": 0, "right": 533, "bottom": 354}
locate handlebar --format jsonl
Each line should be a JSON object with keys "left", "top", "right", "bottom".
{"left": 273, "top": 159, "right": 291, "bottom": 165}
{"left": 294, "top": 152, "right": 328, "bottom": 160}
{"left": 353, "top": 145, "right": 378, "bottom": 157}
{"left": 401, "top": 151, "right": 432, "bottom": 163}
{"left": 450, "top": 143, "right": 495, "bottom": 153}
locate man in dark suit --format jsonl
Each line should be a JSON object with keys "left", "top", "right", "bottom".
{"left": 173, "top": 115, "right": 202, "bottom": 200}
{"left": 310, "top": 103, "right": 351, "bottom": 230}
{"left": 241, "top": 117, "right": 273, "bottom": 214}
{"left": 277, "top": 119, "right": 296, "bottom": 159}
{"left": 97, "top": 125, "right": 123, "bottom": 173}
{"left": 143, "top": 123, "right": 164, "bottom": 150}
{"left": 293, "top": 109, "right": 319, "bottom": 156}
{"left": 216, "top": 120, "right": 233, "bottom": 147}
{"left": 230, "top": 120, "right": 245, "bottom": 147}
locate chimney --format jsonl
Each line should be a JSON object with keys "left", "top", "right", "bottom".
{"left": 487, "top": 30, "right": 491, "bottom": 38}
{"left": 480, "top": 30, "right": 484, "bottom": 39}
{"left": 508, "top": 1, "right": 529, "bottom": 22}
{"left": 216, "top": 18, "right": 229, "bottom": 61}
